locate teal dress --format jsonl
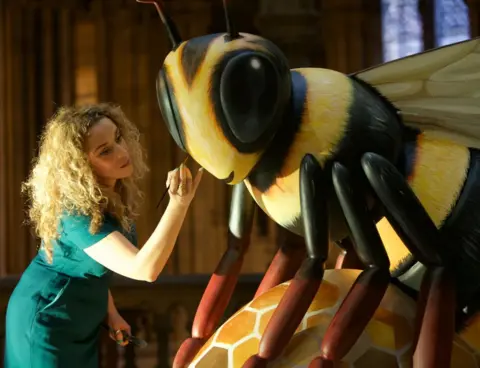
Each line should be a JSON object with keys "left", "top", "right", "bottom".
{"left": 4, "top": 213, "right": 137, "bottom": 368}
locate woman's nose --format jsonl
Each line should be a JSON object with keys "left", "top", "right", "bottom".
{"left": 117, "top": 145, "right": 129, "bottom": 159}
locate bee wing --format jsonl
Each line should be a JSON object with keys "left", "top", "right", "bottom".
{"left": 353, "top": 37, "right": 480, "bottom": 148}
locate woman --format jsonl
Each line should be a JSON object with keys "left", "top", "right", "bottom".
{"left": 4, "top": 103, "right": 203, "bottom": 367}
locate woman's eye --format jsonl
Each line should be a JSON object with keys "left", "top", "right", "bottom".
{"left": 100, "top": 147, "right": 112, "bottom": 156}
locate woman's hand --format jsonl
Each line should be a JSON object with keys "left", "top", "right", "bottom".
{"left": 107, "top": 310, "right": 131, "bottom": 346}
{"left": 166, "top": 164, "right": 203, "bottom": 207}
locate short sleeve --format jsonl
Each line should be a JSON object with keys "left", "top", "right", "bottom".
{"left": 60, "top": 214, "right": 120, "bottom": 250}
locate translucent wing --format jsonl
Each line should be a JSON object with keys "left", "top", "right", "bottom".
{"left": 354, "top": 37, "right": 480, "bottom": 148}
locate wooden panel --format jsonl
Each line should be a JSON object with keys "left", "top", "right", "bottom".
{"left": 2, "top": 6, "right": 35, "bottom": 273}
{"left": 74, "top": 19, "right": 98, "bottom": 105}
{"left": 362, "top": 0, "right": 383, "bottom": 68}
{"left": 419, "top": 0, "right": 435, "bottom": 50}
{"left": 59, "top": 9, "right": 75, "bottom": 105}
{"left": 0, "top": 3, "right": 76, "bottom": 275}
{"left": 3, "top": 5, "right": 28, "bottom": 275}
{"left": 318, "top": 0, "right": 384, "bottom": 73}
{"left": 467, "top": 0, "right": 480, "bottom": 36}
{"left": 0, "top": 0, "right": 8, "bottom": 276}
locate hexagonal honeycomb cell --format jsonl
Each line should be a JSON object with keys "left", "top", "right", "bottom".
{"left": 365, "top": 307, "right": 413, "bottom": 351}
{"left": 354, "top": 348, "right": 398, "bottom": 367}
{"left": 233, "top": 338, "right": 259, "bottom": 366}
{"left": 194, "top": 346, "right": 228, "bottom": 368}
{"left": 216, "top": 310, "right": 257, "bottom": 345}
{"left": 450, "top": 341, "right": 477, "bottom": 368}
{"left": 459, "top": 313, "right": 480, "bottom": 351}
{"left": 189, "top": 269, "right": 480, "bottom": 368}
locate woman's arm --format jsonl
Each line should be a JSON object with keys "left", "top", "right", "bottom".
{"left": 107, "top": 289, "right": 131, "bottom": 345}
{"left": 84, "top": 165, "right": 203, "bottom": 282}
{"left": 108, "top": 289, "right": 118, "bottom": 314}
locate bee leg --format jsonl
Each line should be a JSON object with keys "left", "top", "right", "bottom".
{"left": 243, "top": 154, "right": 329, "bottom": 368}
{"left": 361, "top": 152, "right": 455, "bottom": 368}
{"left": 308, "top": 162, "right": 391, "bottom": 367}
{"left": 253, "top": 230, "right": 306, "bottom": 298}
{"left": 173, "top": 182, "right": 256, "bottom": 368}
{"left": 334, "top": 238, "right": 365, "bottom": 269}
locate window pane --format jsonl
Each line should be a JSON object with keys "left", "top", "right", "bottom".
{"left": 435, "top": 0, "right": 471, "bottom": 46}
{"left": 381, "top": 0, "right": 424, "bottom": 62}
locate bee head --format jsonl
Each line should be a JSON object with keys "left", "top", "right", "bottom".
{"left": 138, "top": 0, "right": 292, "bottom": 184}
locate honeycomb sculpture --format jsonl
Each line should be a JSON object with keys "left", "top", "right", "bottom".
{"left": 189, "top": 269, "right": 480, "bottom": 368}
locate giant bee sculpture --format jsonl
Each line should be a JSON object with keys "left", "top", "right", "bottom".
{"left": 137, "top": 0, "right": 480, "bottom": 367}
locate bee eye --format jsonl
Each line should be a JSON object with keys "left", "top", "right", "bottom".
{"left": 220, "top": 52, "right": 284, "bottom": 146}
{"left": 156, "top": 67, "right": 187, "bottom": 152}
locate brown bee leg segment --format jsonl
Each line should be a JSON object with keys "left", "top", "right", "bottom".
{"left": 242, "top": 154, "right": 329, "bottom": 368}
{"left": 254, "top": 232, "right": 306, "bottom": 298}
{"left": 173, "top": 183, "right": 256, "bottom": 368}
{"left": 334, "top": 238, "right": 365, "bottom": 270}
{"left": 361, "top": 152, "right": 455, "bottom": 368}
{"left": 308, "top": 162, "right": 391, "bottom": 367}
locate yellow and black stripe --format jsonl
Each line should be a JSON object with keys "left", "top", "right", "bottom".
{"left": 245, "top": 68, "right": 402, "bottom": 239}
{"left": 377, "top": 128, "right": 469, "bottom": 276}
{"left": 396, "top": 129, "right": 480, "bottom": 307}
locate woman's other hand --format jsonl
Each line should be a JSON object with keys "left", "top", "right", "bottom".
{"left": 107, "top": 311, "right": 132, "bottom": 346}
{"left": 166, "top": 164, "right": 203, "bottom": 207}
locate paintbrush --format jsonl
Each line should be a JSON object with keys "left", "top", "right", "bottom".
{"left": 101, "top": 323, "right": 148, "bottom": 348}
{"left": 156, "top": 156, "right": 190, "bottom": 209}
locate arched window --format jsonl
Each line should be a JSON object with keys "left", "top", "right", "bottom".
{"left": 435, "top": 0, "right": 471, "bottom": 46}
{"left": 381, "top": 0, "right": 424, "bottom": 62}
{"left": 381, "top": 0, "right": 471, "bottom": 62}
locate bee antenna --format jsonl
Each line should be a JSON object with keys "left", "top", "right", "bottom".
{"left": 136, "top": 0, "right": 182, "bottom": 50}
{"left": 222, "top": 0, "right": 240, "bottom": 41}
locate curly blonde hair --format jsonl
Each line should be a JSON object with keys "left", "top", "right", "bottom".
{"left": 22, "top": 103, "right": 149, "bottom": 262}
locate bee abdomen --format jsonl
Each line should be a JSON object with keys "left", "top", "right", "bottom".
{"left": 440, "top": 148, "right": 480, "bottom": 307}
